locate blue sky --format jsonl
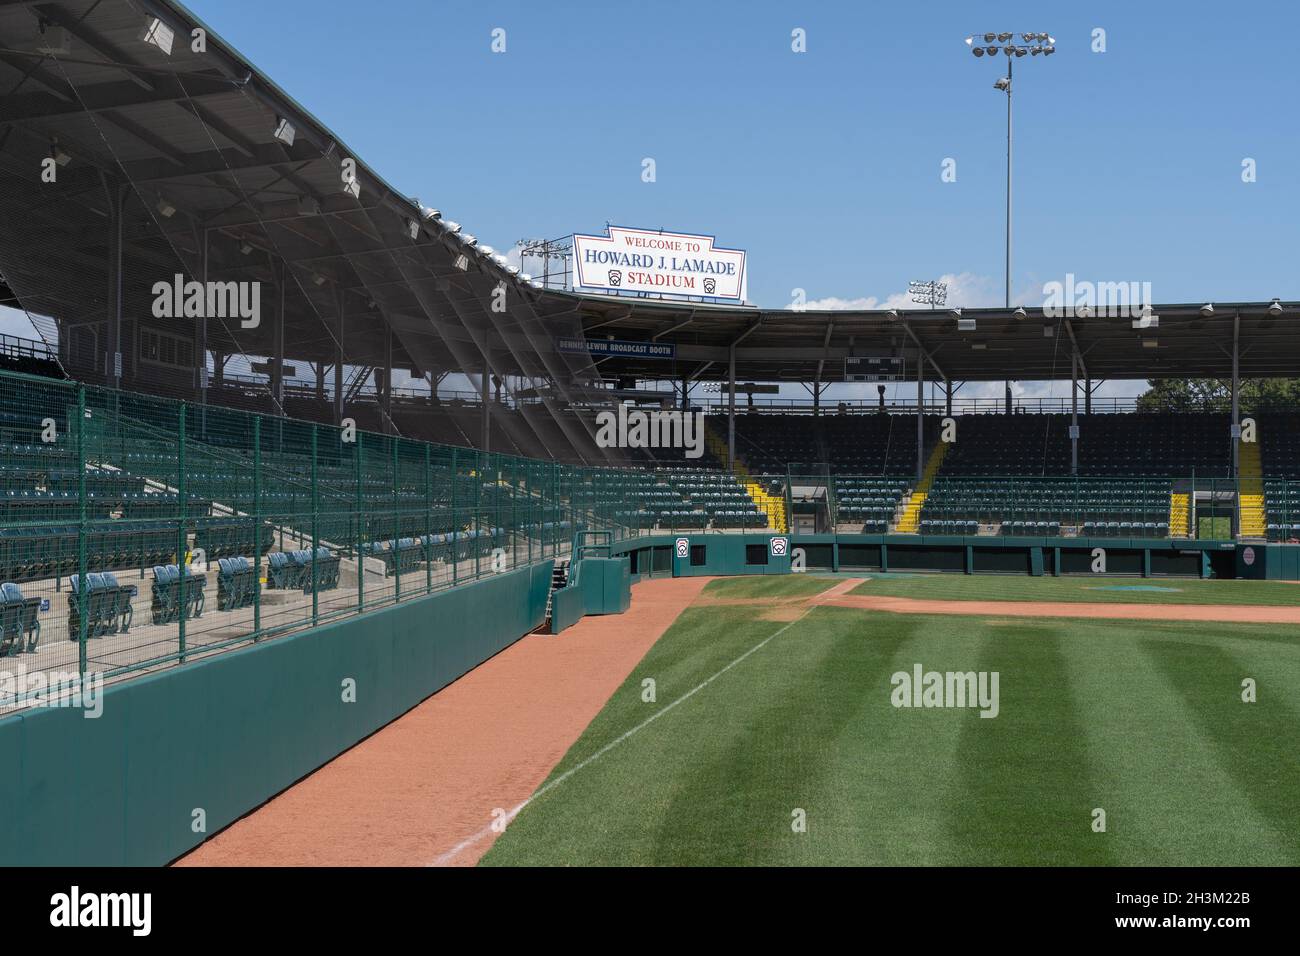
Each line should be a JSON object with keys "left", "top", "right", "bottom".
{"left": 5, "top": 0, "right": 1298, "bottom": 400}
{"left": 179, "top": 0, "right": 1300, "bottom": 312}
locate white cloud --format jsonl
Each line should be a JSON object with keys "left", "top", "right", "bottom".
{"left": 794, "top": 272, "right": 1004, "bottom": 312}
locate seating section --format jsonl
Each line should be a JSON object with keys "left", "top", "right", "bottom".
{"left": 265, "top": 549, "right": 340, "bottom": 593}
{"left": 921, "top": 477, "right": 1171, "bottom": 537}
{"left": 150, "top": 565, "right": 206, "bottom": 625}
{"left": 68, "top": 571, "right": 135, "bottom": 637}
{"left": 732, "top": 413, "right": 924, "bottom": 475}
{"left": 0, "top": 582, "right": 41, "bottom": 655}
{"left": 1264, "top": 480, "right": 1300, "bottom": 541}
{"left": 216, "top": 557, "right": 257, "bottom": 611}
{"left": 834, "top": 477, "right": 910, "bottom": 532}
{"left": 602, "top": 467, "right": 766, "bottom": 530}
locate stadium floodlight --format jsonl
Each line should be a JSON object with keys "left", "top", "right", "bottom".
{"left": 1142, "top": 338, "right": 1159, "bottom": 348}
{"left": 138, "top": 17, "right": 175, "bottom": 55}
{"left": 1013, "top": 306, "right": 1027, "bottom": 318}
{"left": 453, "top": 254, "right": 469, "bottom": 271}
{"left": 958, "top": 318, "right": 977, "bottom": 332}
{"left": 909, "top": 279, "right": 948, "bottom": 309}
{"left": 443, "top": 220, "right": 462, "bottom": 234}
{"left": 1077, "top": 304, "right": 1093, "bottom": 318}
{"left": 272, "top": 118, "right": 296, "bottom": 147}
{"left": 156, "top": 196, "right": 176, "bottom": 218}
{"left": 407, "top": 218, "right": 420, "bottom": 240}
{"left": 311, "top": 273, "right": 327, "bottom": 286}
{"left": 963, "top": 30, "right": 1054, "bottom": 312}
{"left": 479, "top": 244, "right": 496, "bottom": 256}
{"left": 884, "top": 309, "right": 899, "bottom": 320}
{"left": 422, "top": 207, "right": 441, "bottom": 220}
{"left": 239, "top": 242, "right": 253, "bottom": 255}
{"left": 971, "top": 341, "right": 987, "bottom": 349}
{"left": 1268, "top": 299, "right": 1284, "bottom": 316}
{"left": 342, "top": 178, "right": 360, "bottom": 200}
{"left": 1200, "top": 303, "right": 1215, "bottom": 316}
{"left": 461, "top": 234, "right": 477, "bottom": 247}
{"left": 50, "top": 144, "right": 71, "bottom": 167}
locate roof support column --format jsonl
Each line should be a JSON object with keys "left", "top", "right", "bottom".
{"left": 1231, "top": 312, "right": 1240, "bottom": 538}
{"left": 272, "top": 262, "right": 285, "bottom": 414}
{"left": 1071, "top": 352, "right": 1079, "bottom": 476}
{"left": 383, "top": 325, "right": 393, "bottom": 434}
{"left": 333, "top": 290, "right": 344, "bottom": 426}
{"left": 945, "top": 380, "right": 952, "bottom": 417}
{"left": 916, "top": 353, "right": 925, "bottom": 482}
{"left": 1084, "top": 376, "right": 1091, "bottom": 415}
{"left": 480, "top": 357, "right": 491, "bottom": 453}
{"left": 1005, "top": 380, "right": 1012, "bottom": 415}
{"left": 103, "top": 176, "right": 124, "bottom": 392}
{"left": 198, "top": 228, "right": 209, "bottom": 407}
{"left": 727, "top": 343, "right": 736, "bottom": 471}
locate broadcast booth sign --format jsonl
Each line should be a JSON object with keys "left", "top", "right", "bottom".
{"left": 572, "top": 226, "right": 747, "bottom": 301}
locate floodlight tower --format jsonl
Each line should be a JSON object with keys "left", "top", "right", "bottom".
{"left": 908, "top": 279, "right": 948, "bottom": 310}
{"left": 964, "top": 32, "right": 1055, "bottom": 309}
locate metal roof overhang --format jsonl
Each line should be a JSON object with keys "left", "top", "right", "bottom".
{"left": 0, "top": 0, "right": 1296, "bottom": 390}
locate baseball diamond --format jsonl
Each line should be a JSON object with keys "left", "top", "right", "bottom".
{"left": 0, "top": 0, "right": 1295, "bottom": 924}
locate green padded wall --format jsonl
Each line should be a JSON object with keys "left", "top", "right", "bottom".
{"left": 0, "top": 561, "right": 553, "bottom": 866}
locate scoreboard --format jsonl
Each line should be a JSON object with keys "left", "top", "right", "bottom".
{"left": 845, "top": 356, "right": 906, "bottom": 382}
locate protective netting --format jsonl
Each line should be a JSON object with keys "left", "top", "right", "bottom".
{"left": 0, "top": 0, "right": 650, "bottom": 469}
{"left": 0, "top": 366, "right": 659, "bottom": 712}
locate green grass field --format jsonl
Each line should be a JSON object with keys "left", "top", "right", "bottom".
{"left": 482, "top": 576, "right": 1300, "bottom": 866}
{"left": 848, "top": 572, "right": 1300, "bottom": 606}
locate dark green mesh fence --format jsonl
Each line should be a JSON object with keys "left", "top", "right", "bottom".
{"left": 0, "top": 367, "right": 675, "bottom": 712}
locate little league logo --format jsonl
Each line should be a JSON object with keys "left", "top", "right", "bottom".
{"left": 703, "top": 277, "right": 717, "bottom": 294}
{"left": 675, "top": 537, "right": 690, "bottom": 558}
{"left": 769, "top": 536, "right": 788, "bottom": 557}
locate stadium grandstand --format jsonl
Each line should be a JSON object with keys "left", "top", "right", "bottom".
{"left": 2, "top": 0, "right": 1300, "bottom": 705}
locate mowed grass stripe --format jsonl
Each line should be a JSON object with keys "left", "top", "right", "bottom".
{"left": 1140, "top": 638, "right": 1300, "bottom": 864}
{"left": 849, "top": 573, "right": 1300, "bottom": 606}
{"left": 943, "top": 622, "right": 1114, "bottom": 866}
{"left": 481, "top": 579, "right": 1300, "bottom": 866}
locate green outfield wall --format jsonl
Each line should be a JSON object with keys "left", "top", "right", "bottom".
{"left": 0, "top": 560, "right": 552, "bottom": 866}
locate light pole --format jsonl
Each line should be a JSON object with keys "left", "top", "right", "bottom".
{"left": 964, "top": 32, "right": 1055, "bottom": 308}
{"left": 966, "top": 31, "right": 1053, "bottom": 412}
{"left": 909, "top": 279, "right": 948, "bottom": 310}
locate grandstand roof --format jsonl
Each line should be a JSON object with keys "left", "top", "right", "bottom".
{"left": 0, "top": 0, "right": 1296, "bottom": 402}
{"left": 563, "top": 294, "right": 1300, "bottom": 383}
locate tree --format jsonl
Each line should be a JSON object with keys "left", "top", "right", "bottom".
{"left": 1137, "top": 378, "right": 1300, "bottom": 413}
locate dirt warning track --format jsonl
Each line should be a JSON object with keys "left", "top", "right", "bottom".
{"left": 175, "top": 575, "right": 713, "bottom": 867}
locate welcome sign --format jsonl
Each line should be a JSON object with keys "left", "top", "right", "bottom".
{"left": 572, "top": 226, "right": 747, "bottom": 301}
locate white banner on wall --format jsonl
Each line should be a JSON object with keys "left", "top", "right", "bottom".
{"left": 572, "top": 226, "right": 747, "bottom": 301}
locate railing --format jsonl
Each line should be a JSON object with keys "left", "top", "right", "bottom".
{"left": 0, "top": 332, "right": 56, "bottom": 362}
{"left": 0, "top": 368, "right": 639, "bottom": 714}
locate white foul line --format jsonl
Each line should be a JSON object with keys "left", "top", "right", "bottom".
{"left": 430, "top": 605, "right": 816, "bottom": 866}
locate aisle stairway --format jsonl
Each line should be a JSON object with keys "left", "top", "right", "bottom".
{"left": 744, "top": 480, "right": 788, "bottom": 532}
{"left": 1238, "top": 439, "right": 1266, "bottom": 538}
{"left": 705, "top": 419, "right": 788, "bottom": 531}
{"left": 1168, "top": 492, "right": 1191, "bottom": 538}
{"left": 896, "top": 441, "right": 948, "bottom": 533}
